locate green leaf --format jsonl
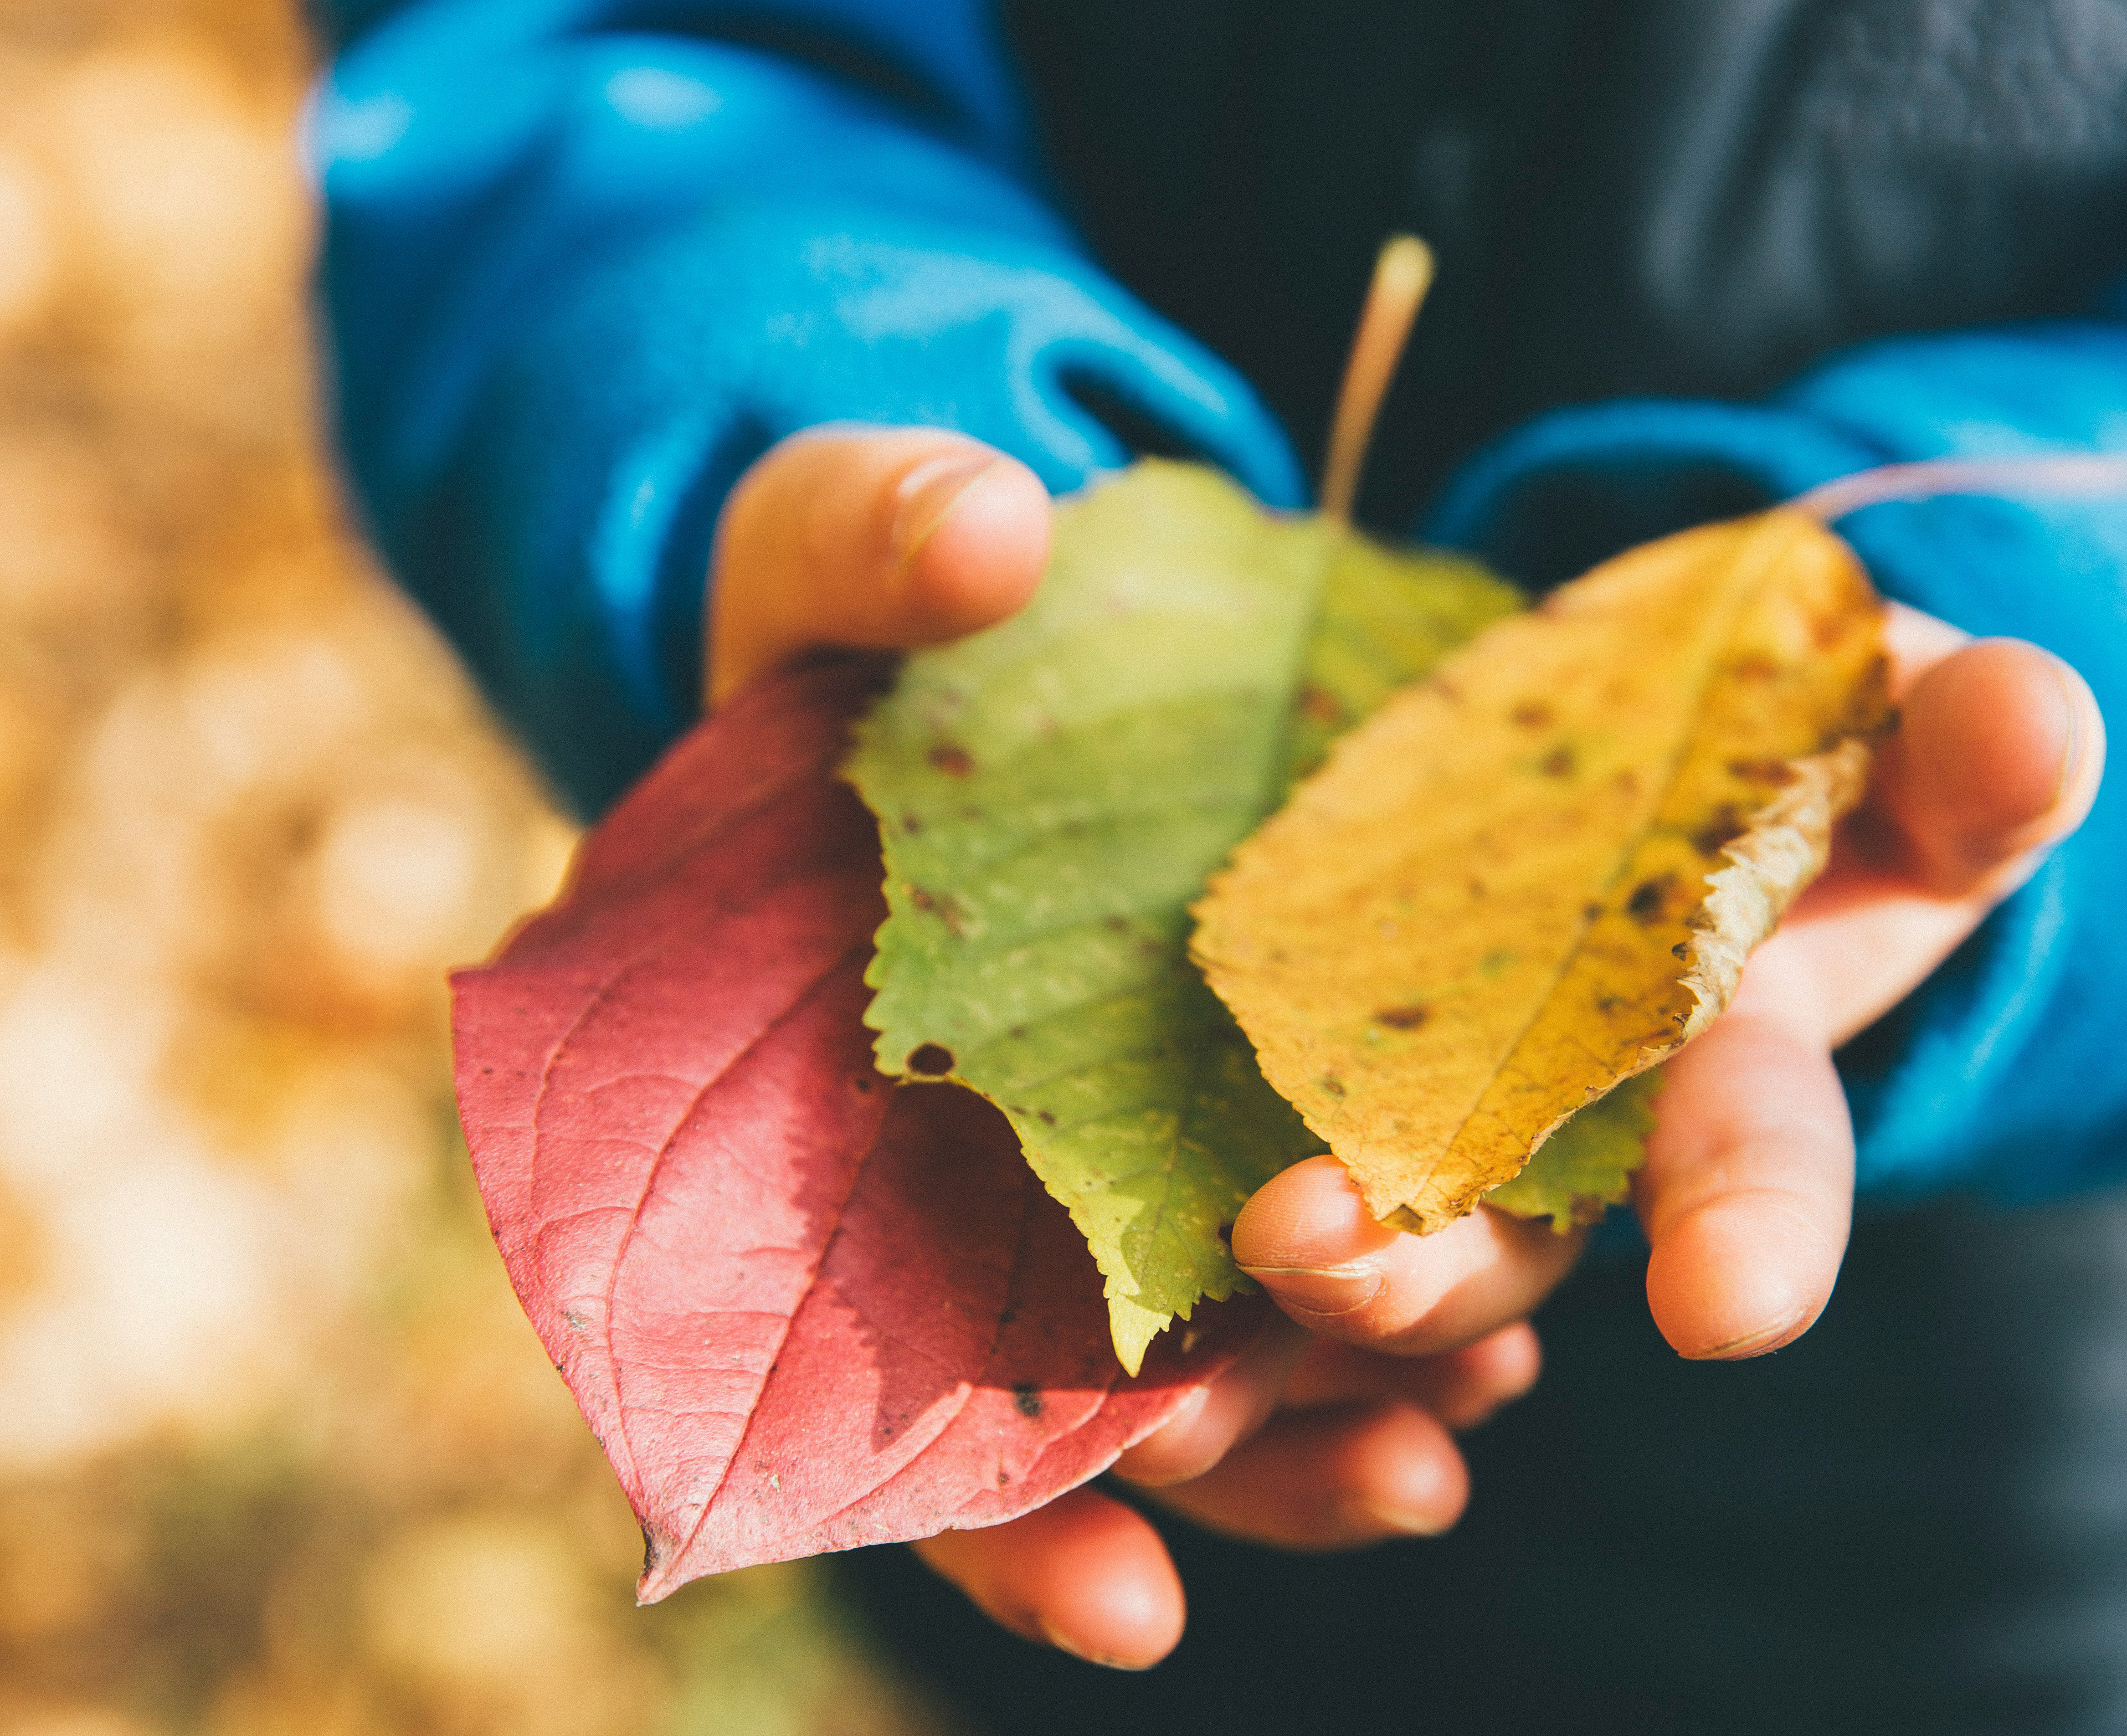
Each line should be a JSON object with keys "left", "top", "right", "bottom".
{"left": 846, "top": 461, "right": 1520, "bottom": 1369}
{"left": 1484, "top": 1070, "right": 1663, "bottom": 1231}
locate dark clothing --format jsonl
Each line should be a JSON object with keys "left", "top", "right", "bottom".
{"left": 850, "top": 1187, "right": 2127, "bottom": 1734}
{"left": 1007, "top": 0, "right": 2127, "bottom": 525}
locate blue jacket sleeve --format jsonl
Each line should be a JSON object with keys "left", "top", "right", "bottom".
{"left": 312, "top": 0, "right": 1303, "bottom": 816}
{"left": 1422, "top": 320, "right": 2127, "bottom": 1206}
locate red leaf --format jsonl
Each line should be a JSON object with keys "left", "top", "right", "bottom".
{"left": 450, "top": 661, "right": 1264, "bottom": 1601}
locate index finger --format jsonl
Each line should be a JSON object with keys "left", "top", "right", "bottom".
{"left": 1230, "top": 1155, "right": 1582, "bottom": 1356}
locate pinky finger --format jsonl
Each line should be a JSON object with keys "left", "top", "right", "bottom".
{"left": 911, "top": 1488, "right": 1184, "bottom": 1670}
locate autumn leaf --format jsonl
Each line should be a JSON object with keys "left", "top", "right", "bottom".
{"left": 450, "top": 660, "right": 1264, "bottom": 1599}
{"left": 1486, "top": 1070, "right": 1662, "bottom": 1230}
{"left": 1194, "top": 509, "right": 1889, "bottom": 1234}
{"left": 848, "top": 461, "right": 1520, "bottom": 1372}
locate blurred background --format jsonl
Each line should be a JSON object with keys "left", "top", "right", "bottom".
{"left": 0, "top": 2, "right": 946, "bottom": 1730}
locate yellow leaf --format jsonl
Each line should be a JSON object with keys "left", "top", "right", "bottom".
{"left": 1486, "top": 1069, "right": 1663, "bottom": 1231}
{"left": 1191, "top": 510, "right": 1889, "bottom": 1234}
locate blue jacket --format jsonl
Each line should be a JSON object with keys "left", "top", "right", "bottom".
{"left": 314, "top": 0, "right": 2127, "bottom": 1207}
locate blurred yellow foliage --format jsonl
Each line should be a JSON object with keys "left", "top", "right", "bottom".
{"left": 0, "top": 3, "right": 944, "bottom": 1732}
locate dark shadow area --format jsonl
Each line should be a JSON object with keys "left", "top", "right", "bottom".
{"left": 846, "top": 1187, "right": 2127, "bottom": 1735}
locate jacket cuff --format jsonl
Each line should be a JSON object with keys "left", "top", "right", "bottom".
{"left": 422, "top": 201, "right": 1303, "bottom": 816}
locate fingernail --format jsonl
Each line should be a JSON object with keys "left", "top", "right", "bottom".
{"left": 1236, "top": 1261, "right": 1383, "bottom": 1318}
{"left": 1686, "top": 1302, "right": 1811, "bottom": 1362}
{"left": 2046, "top": 651, "right": 2089, "bottom": 810}
{"left": 1348, "top": 1497, "right": 1452, "bottom": 1538}
{"left": 891, "top": 452, "right": 1000, "bottom": 567}
{"left": 1039, "top": 1621, "right": 1154, "bottom": 1672}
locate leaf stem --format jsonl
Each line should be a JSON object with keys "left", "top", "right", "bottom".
{"left": 1792, "top": 453, "right": 2127, "bottom": 521}
{"left": 1320, "top": 235, "right": 1435, "bottom": 526}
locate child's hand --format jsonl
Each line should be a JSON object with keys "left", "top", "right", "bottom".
{"left": 708, "top": 426, "right": 1548, "bottom": 1664}
{"left": 914, "top": 1316, "right": 1540, "bottom": 1667}
{"left": 707, "top": 426, "right": 1055, "bottom": 705}
{"left": 708, "top": 428, "right": 2105, "bottom": 1668}
{"left": 1230, "top": 604, "right": 2104, "bottom": 1367}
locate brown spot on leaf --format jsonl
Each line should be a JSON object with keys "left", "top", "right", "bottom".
{"left": 927, "top": 743, "right": 974, "bottom": 777}
{"left": 1728, "top": 757, "right": 1800, "bottom": 787}
{"left": 1103, "top": 915, "right": 1129, "bottom": 933}
{"left": 1374, "top": 1005, "right": 1430, "bottom": 1030}
{"left": 906, "top": 1043, "right": 955, "bottom": 1077}
{"left": 1296, "top": 684, "right": 1342, "bottom": 723}
{"left": 1732, "top": 653, "right": 1780, "bottom": 682}
{"left": 1540, "top": 745, "right": 1576, "bottom": 778}
{"left": 1672, "top": 941, "right": 1692, "bottom": 961}
{"left": 1319, "top": 1075, "right": 1347, "bottom": 1098}
{"left": 907, "top": 886, "right": 966, "bottom": 936}
{"left": 1037, "top": 1110, "right": 1057, "bottom": 1127}
{"left": 1692, "top": 805, "right": 1746, "bottom": 856}
{"left": 1511, "top": 701, "right": 1555, "bottom": 730}
{"left": 901, "top": 813, "right": 923, "bottom": 835}
{"left": 1012, "top": 1384, "right": 1045, "bottom": 1419}
{"left": 1626, "top": 875, "right": 1677, "bottom": 924}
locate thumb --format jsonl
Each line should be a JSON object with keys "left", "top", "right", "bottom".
{"left": 707, "top": 426, "right": 1052, "bottom": 706}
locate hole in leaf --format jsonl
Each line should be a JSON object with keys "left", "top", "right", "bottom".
{"left": 906, "top": 1043, "right": 955, "bottom": 1077}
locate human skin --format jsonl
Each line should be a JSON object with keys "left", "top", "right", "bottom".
{"left": 707, "top": 427, "right": 2107, "bottom": 1671}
